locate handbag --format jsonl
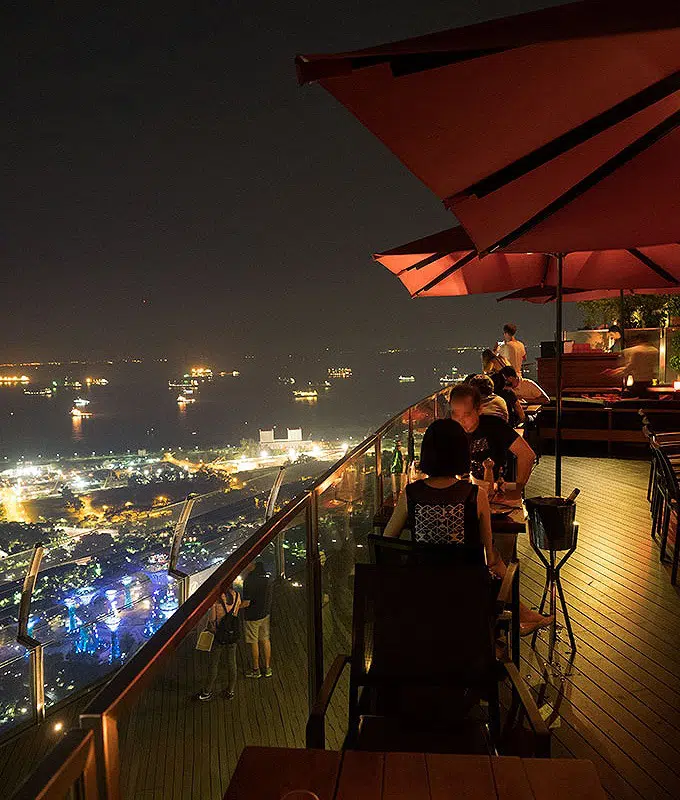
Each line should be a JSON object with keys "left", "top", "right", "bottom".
{"left": 196, "top": 630, "right": 214, "bottom": 652}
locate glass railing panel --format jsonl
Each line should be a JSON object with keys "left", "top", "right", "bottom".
{"left": 317, "top": 447, "right": 377, "bottom": 750}
{"left": 43, "top": 579, "right": 181, "bottom": 710}
{"left": 0, "top": 651, "right": 32, "bottom": 735}
{"left": 381, "top": 415, "right": 409, "bottom": 506}
{"left": 116, "top": 509, "right": 310, "bottom": 799}
{"left": 411, "top": 396, "right": 436, "bottom": 466}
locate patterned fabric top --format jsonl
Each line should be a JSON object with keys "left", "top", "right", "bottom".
{"left": 413, "top": 502, "right": 466, "bottom": 544}
{"left": 406, "top": 479, "right": 480, "bottom": 547}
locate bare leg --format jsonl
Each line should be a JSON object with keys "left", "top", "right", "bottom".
{"left": 249, "top": 641, "right": 259, "bottom": 671}
{"left": 261, "top": 638, "right": 271, "bottom": 670}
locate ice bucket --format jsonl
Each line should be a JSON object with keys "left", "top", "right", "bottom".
{"left": 524, "top": 496, "right": 577, "bottom": 551}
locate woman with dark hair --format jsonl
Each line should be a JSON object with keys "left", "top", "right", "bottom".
{"left": 198, "top": 580, "right": 242, "bottom": 701}
{"left": 384, "top": 419, "right": 500, "bottom": 572}
{"left": 481, "top": 348, "right": 508, "bottom": 377}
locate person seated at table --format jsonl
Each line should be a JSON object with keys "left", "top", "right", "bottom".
{"left": 499, "top": 366, "right": 550, "bottom": 406}
{"left": 466, "top": 374, "right": 509, "bottom": 422}
{"left": 448, "top": 384, "right": 536, "bottom": 490}
{"left": 481, "top": 347, "right": 508, "bottom": 377}
{"left": 384, "top": 419, "right": 499, "bottom": 558}
{"left": 607, "top": 324, "right": 622, "bottom": 353}
{"left": 383, "top": 419, "right": 552, "bottom": 634}
{"left": 485, "top": 371, "right": 525, "bottom": 428}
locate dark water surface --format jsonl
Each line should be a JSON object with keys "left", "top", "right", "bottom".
{"left": 0, "top": 349, "right": 492, "bottom": 460}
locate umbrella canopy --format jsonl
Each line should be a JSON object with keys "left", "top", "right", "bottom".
{"left": 297, "top": 0, "right": 680, "bottom": 253}
{"left": 375, "top": 226, "right": 680, "bottom": 298}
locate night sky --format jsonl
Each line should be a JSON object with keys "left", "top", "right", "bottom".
{"left": 3, "top": 1, "right": 581, "bottom": 364}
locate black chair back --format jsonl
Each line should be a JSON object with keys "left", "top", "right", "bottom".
{"left": 367, "top": 534, "right": 485, "bottom": 567}
{"left": 351, "top": 563, "right": 495, "bottom": 692}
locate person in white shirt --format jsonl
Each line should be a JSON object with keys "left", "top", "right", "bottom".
{"left": 494, "top": 323, "right": 526, "bottom": 374}
{"left": 500, "top": 366, "right": 550, "bottom": 405}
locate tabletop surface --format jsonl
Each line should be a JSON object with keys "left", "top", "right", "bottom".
{"left": 225, "top": 747, "right": 607, "bottom": 800}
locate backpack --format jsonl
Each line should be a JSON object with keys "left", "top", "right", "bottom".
{"left": 215, "top": 592, "right": 242, "bottom": 645}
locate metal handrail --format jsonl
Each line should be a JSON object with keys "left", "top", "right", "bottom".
{"left": 10, "top": 728, "right": 98, "bottom": 800}
{"left": 19, "top": 387, "right": 446, "bottom": 799}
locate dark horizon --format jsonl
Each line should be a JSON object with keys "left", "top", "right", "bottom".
{"left": 3, "top": 1, "right": 581, "bottom": 364}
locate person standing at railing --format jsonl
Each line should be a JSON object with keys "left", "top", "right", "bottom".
{"left": 241, "top": 561, "right": 273, "bottom": 679}
{"left": 198, "top": 582, "right": 241, "bottom": 702}
{"left": 494, "top": 323, "right": 526, "bottom": 375}
{"left": 390, "top": 441, "right": 407, "bottom": 499}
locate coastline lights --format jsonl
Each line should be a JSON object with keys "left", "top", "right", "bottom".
{"left": 0, "top": 375, "right": 29, "bottom": 384}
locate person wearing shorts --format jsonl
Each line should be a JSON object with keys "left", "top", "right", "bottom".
{"left": 241, "top": 561, "right": 273, "bottom": 678}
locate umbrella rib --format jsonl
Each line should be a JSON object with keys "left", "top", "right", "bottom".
{"left": 445, "top": 71, "right": 680, "bottom": 204}
{"left": 396, "top": 250, "right": 455, "bottom": 276}
{"left": 540, "top": 253, "right": 552, "bottom": 285}
{"left": 412, "top": 250, "right": 478, "bottom": 296}
{"left": 484, "top": 108, "right": 680, "bottom": 254}
{"left": 627, "top": 248, "right": 680, "bottom": 285}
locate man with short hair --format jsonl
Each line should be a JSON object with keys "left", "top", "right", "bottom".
{"left": 495, "top": 323, "right": 526, "bottom": 374}
{"left": 500, "top": 366, "right": 550, "bottom": 405}
{"left": 449, "top": 384, "right": 536, "bottom": 489}
{"left": 241, "top": 561, "right": 273, "bottom": 678}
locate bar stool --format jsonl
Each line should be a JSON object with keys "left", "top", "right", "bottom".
{"left": 525, "top": 497, "right": 578, "bottom": 663}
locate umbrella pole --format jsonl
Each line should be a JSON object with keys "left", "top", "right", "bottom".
{"left": 619, "top": 289, "right": 626, "bottom": 350}
{"left": 555, "top": 253, "right": 564, "bottom": 497}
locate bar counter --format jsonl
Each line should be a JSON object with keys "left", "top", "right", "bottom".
{"left": 537, "top": 352, "right": 622, "bottom": 395}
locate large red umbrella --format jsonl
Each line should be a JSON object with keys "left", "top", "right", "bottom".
{"left": 297, "top": 0, "right": 680, "bottom": 254}
{"left": 375, "top": 227, "right": 680, "bottom": 298}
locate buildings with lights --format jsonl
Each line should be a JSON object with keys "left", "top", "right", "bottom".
{"left": 328, "top": 366, "right": 352, "bottom": 378}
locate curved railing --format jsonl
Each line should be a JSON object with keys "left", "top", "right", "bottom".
{"left": 9, "top": 387, "right": 449, "bottom": 800}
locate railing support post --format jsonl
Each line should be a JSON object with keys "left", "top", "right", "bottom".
{"left": 18, "top": 543, "right": 46, "bottom": 724}
{"left": 80, "top": 712, "right": 120, "bottom": 800}
{"left": 305, "top": 491, "right": 324, "bottom": 713}
{"left": 168, "top": 493, "right": 198, "bottom": 604}
{"left": 374, "top": 434, "right": 383, "bottom": 513}
{"left": 266, "top": 467, "right": 288, "bottom": 579}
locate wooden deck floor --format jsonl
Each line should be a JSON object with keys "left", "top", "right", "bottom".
{"left": 3, "top": 456, "right": 680, "bottom": 799}
{"left": 518, "top": 457, "right": 680, "bottom": 800}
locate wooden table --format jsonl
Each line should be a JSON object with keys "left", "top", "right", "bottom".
{"left": 225, "top": 747, "right": 607, "bottom": 800}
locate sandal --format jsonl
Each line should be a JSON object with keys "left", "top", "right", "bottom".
{"left": 519, "top": 615, "right": 554, "bottom": 636}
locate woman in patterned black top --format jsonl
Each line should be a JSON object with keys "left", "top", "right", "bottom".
{"left": 383, "top": 419, "right": 553, "bottom": 635}
{"left": 384, "top": 419, "right": 503, "bottom": 576}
